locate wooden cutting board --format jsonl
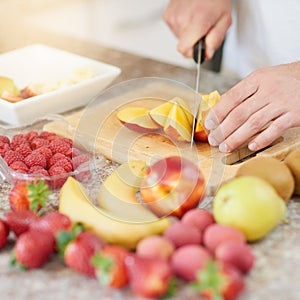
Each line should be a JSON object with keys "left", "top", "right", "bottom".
{"left": 44, "top": 79, "right": 300, "bottom": 195}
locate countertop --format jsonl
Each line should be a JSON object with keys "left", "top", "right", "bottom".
{"left": 0, "top": 15, "right": 300, "bottom": 300}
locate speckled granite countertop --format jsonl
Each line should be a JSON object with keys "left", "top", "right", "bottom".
{"left": 0, "top": 14, "right": 300, "bottom": 300}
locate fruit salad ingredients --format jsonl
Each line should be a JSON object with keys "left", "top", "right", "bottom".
{"left": 213, "top": 176, "right": 287, "bottom": 241}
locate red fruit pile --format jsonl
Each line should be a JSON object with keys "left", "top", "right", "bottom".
{"left": 0, "top": 178, "right": 255, "bottom": 300}
{"left": 0, "top": 131, "right": 91, "bottom": 188}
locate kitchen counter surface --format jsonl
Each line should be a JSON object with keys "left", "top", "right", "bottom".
{"left": 0, "top": 15, "right": 300, "bottom": 300}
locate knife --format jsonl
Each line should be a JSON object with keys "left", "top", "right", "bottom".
{"left": 190, "top": 37, "right": 206, "bottom": 147}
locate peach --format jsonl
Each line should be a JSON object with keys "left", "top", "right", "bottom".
{"left": 149, "top": 97, "right": 193, "bottom": 128}
{"left": 181, "top": 208, "right": 215, "bottom": 232}
{"left": 136, "top": 235, "right": 175, "bottom": 260}
{"left": 171, "top": 244, "right": 212, "bottom": 281}
{"left": 215, "top": 240, "right": 255, "bottom": 274}
{"left": 163, "top": 102, "right": 192, "bottom": 142}
{"left": 163, "top": 221, "right": 202, "bottom": 248}
{"left": 194, "top": 90, "right": 221, "bottom": 142}
{"left": 116, "top": 106, "right": 161, "bottom": 133}
{"left": 203, "top": 223, "right": 246, "bottom": 254}
{"left": 140, "top": 156, "right": 206, "bottom": 218}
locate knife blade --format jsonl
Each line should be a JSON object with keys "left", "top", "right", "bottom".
{"left": 191, "top": 38, "right": 205, "bottom": 147}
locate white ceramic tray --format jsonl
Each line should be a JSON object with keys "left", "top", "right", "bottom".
{"left": 0, "top": 44, "right": 121, "bottom": 126}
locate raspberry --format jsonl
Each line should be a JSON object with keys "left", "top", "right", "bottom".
{"left": 49, "top": 139, "right": 71, "bottom": 155}
{"left": 39, "top": 131, "right": 58, "bottom": 140}
{"left": 10, "top": 161, "right": 29, "bottom": 173}
{"left": 28, "top": 166, "right": 49, "bottom": 177}
{"left": 0, "top": 142, "right": 10, "bottom": 157}
{"left": 72, "top": 154, "right": 90, "bottom": 170}
{"left": 24, "top": 131, "right": 39, "bottom": 142}
{"left": 71, "top": 147, "right": 82, "bottom": 157}
{"left": 4, "top": 150, "right": 24, "bottom": 165}
{"left": 48, "top": 166, "right": 68, "bottom": 188}
{"left": 60, "top": 137, "right": 73, "bottom": 148}
{"left": 48, "top": 153, "right": 71, "bottom": 168}
{"left": 32, "top": 147, "right": 52, "bottom": 162}
{"left": 31, "top": 138, "right": 50, "bottom": 150}
{"left": 52, "top": 159, "right": 73, "bottom": 173}
{"left": 10, "top": 134, "right": 28, "bottom": 150}
{"left": 24, "top": 153, "right": 47, "bottom": 169}
{"left": 0, "top": 135, "right": 10, "bottom": 145}
{"left": 15, "top": 143, "right": 32, "bottom": 158}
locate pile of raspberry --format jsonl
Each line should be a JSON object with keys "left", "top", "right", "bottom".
{"left": 0, "top": 131, "right": 90, "bottom": 188}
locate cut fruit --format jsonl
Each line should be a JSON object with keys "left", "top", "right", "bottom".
{"left": 116, "top": 106, "right": 161, "bottom": 132}
{"left": 59, "top": 177, "right": 170, "bottom": 249}
{"left": 98, "top": 160, "right": 163, "bottom": 222}
{"left": 0, "top": 76, "right": 20, "bottom": 96}
{"left": 149, "top": 97, "right": 193, "bottom": 128}
{"left": 164, "top": 102, "right": 192, "bottom": 142}
{"left": 194, "top": 90, "right": 221, "bottom": 142}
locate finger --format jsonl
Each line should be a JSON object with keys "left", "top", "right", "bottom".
{"left": 204, "top": 14, "right": 232, "bottom": 60}
{"left": 248, "top": 113, "right": 293, "bottom": 151}
{"left": 205, "top": 74, "right": 259, "bottom": 130}
{"left": 209, "top": 93, "right": 270, "bottom": 145}
{"left": 177, "top": 23, "right": 208, "bottom": 58}
{"left": 217, "top": 102, "right": 285, "bottom": 152}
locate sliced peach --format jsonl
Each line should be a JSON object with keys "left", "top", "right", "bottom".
{"left": 163, "top": 102, "right": 192, "bottom": 142}
{"left": 150, "top": 97, "right": 193, "bottom": 128}
{"left": 149, "top": 101, "right": 174, "bottom": 127}
{"left": 194, "top": 90, "right": 221, "bottom": 142}
{"left": 116, "top": 106, "right": 161, "bottom": 133}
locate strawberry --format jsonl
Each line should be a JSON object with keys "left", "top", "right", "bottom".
{"left": 57, "top": 226, "right": 105, "bottom": 277}
{"left": 30, "top": 211, "right": 72, "bottom": 238}
{"left": 125, "top": 255, "right": 173, "bottom": 298}
{"left": 5, "top": 210, "right": 39, "bottom": 237}
{"left": 191, "top": 261, "right": 245, "bottom": 300}
{"left": 92, "top": 245, "right": 131, "bottom": 289}
{"left": 11, "top": 230, "right": 55, "bottom": 269}
{"left": 0, "top": 219, "right": 9, "bottom": 249}
{"left": 8, "top": 180, "right": 50, "bottom": 213}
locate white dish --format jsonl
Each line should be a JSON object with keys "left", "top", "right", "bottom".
{"left": 0, "top": 44, "right": 121, "bottom": 126}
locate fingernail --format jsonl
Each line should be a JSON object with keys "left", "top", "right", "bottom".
{"left": 248, "top": 141, "right": 257, "bottom": 151}
{"left": 208, "top": 134, "right": 218, "bottom": 146}
{"left": 206, "top": 48, "right": 215, "bottom": 60}
{"left": 219, "top": 142, "right": 228, "bottom": 153}
{"left": 205, "top": 119, "right": 217, "bottom": 130}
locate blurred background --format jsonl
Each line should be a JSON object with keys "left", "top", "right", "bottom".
{"left": 1, "top": 0, "right": 197, "bottom": 69}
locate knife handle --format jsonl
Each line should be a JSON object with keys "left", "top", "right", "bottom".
{"left": 193, "top": 37, "right": 206, "bottom": 64}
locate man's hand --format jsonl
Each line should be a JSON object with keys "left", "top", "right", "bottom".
{"left": 163, "top": 0, "right": 232, "bottom": 60}
{"left": 205, "top": 62, "right": 300, "bottom": 152}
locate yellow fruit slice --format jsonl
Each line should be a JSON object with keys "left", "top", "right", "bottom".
{"left": 59, "top": 177, "right": 170, "bottom": 249}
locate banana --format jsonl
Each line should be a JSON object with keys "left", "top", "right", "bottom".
{"left": 98, "top": 160, "right": 160, "bottom": 223}
{"left": 59, "top": 176, "right": 170, "bottom": 250}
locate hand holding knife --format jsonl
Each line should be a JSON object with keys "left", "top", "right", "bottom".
{"left": 191, "top": 37, "right": 206, "bottom": 147}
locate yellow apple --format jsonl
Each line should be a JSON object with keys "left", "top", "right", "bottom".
{"left": 213, "top": 176, "right": 286, "bottom": 241}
